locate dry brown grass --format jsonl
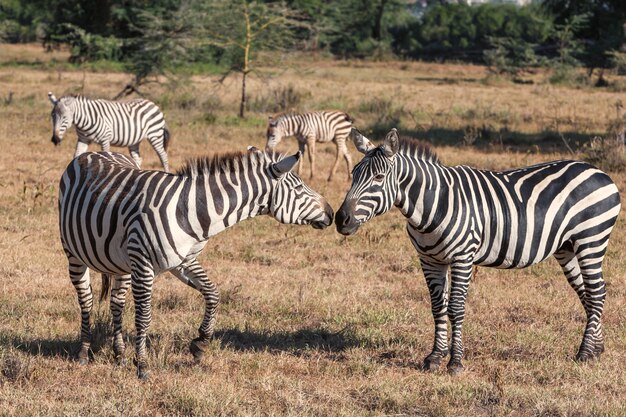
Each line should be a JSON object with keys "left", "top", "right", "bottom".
{"left": 1, "top": 43, "right": 626, "bottom": 416}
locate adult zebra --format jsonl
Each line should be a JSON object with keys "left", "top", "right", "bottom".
{"left": 59, "top": 148, "right": 333, "bottom": 379}
{"left": 265, "top": 110, "right": 354, "bottom": 181}
{"left": 336, "top": 128, "right": 620, "bottom": 375}
{"left": 48, "top": 92, "right": 171, "bottom": 172}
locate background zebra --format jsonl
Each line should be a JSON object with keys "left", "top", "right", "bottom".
{"left": 58, "top": 148, "right": 333, "bottom": 379}
{"left": 336, "top": 128, "right": 621, "bottom": 375}
{"left": 48, "top": 92, "right": 171, "bottom": 172}
{"left": 265, "top": 110, "right": 354, "bottom": 181}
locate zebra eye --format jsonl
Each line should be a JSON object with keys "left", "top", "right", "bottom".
{"left": 294, "top": 184, "right": 304, "bottom": 191}
{"left": 373, "top": 174, "right": 385, "bottom": 182}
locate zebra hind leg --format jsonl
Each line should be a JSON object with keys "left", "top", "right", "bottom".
{"left": 110, "top": 274, "right": 131, "bottom": 365}
{"left": 419, "top": 260, "right": 450, "bottom": 372}
{"left": 130, "top": 265, "right": 155, "bottom": 380}
{"left": 555, "top": 245, "right": 606, "bottom": 361}
{"left": 128, "top": 144, "right": 142, "bottom": 168}
{"left": 147, "top": 136, "right": 169, "bottom": 172}
{"left": 67, "top": 256, "right": 93, "bottom": 365}
{"left": 576, "top": 246, "right": 608, "bottom": 361}
{"left": 171, "top": 260, "right": 220, "bottom": 363}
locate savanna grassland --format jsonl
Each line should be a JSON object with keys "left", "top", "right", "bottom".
{"left": 1, "top": 44, "right": 626, "bottom": 416}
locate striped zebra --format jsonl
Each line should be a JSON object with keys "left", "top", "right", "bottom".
{"left": 58, "top": 148, "right": 333, "bottom": 379}
{"left": 336, "top": 128, "right": 620, "bottom": 375}
{"left": 266, "top": 110, "right": 354, "bottom": 181}
{"left": 48, "top": 92, "right": 171, "bottom": 172}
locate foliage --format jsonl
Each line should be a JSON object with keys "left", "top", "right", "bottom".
{"left": 484, "top": 36, "right": 543, "bottom": 78}
{"left": 393, "top": 3, "right": 553, "bottom": 62}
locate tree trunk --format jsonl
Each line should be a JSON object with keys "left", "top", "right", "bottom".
{"left": 372, "top": 0, "right": 388, "bottom": 41}
{"left": 239, "top": 71, "right": 247, "bottom": 118}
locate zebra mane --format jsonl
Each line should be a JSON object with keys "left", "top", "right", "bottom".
{"left": 398, "top": 136, "right": 439, "bottom": 164}
{"left": 176, "top": 150, "right": 270, "bottom": 177}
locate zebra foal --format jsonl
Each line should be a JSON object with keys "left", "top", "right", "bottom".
{"left": 48, "top": 92, "right": 171, "bottom": 172}
{"left": 336, "top": 128, "right": 620, "bottom": 375}
{"left": 59, "top": 148, "right": 333, "bottom": 379}
{"left": 266, "top": 110, "right": 354, "bottom": 181}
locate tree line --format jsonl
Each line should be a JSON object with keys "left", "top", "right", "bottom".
{"left": 1, "top": 0, "right": 624, "bottom": 113}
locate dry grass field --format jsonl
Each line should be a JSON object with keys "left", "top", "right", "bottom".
{"left": 1, "top": 43, "right": 625, "bottom": 416}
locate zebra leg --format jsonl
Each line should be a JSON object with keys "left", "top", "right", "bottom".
{"left": 171, "top": 260, "right": 220, "bottom": 363}
{"left": 74, "top": 140, "right": 89, "bottom": 158}
{"left": 297, "top": 141, "right": 306, "bottom": 177}
{"left": 575, "top": 247, "right": 608, "bottom": 361}
{"left": 110, "top": 274, "right": 131, "bottom": 365}
{"left": 67, "top": 255, "right": 93, "bottom": 365}
{"left": 420, "top": 259, "right": 450, "bottom": 372}
{"left": 447, "top": 262, "right": 473, "bottom": 375}
{"left": 328, "top": 140, "right": 342, "bottom": 181}
{"left": 128, "top": 144, "right": 142, "bottom": 168}
{"left": 130, "top": 266, "right": 155, "bottom": 380}
{"left": 147, "top": 136, "right": 169, "bottom": 172}
{"left": 306, "top": 136, "right": 316, "bottom": 180}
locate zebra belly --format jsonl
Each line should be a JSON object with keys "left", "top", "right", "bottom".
{"left": 61, "top": 229, "right": 132, "bottom": 275}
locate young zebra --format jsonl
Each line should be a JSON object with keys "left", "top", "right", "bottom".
{"left": 265, "top": 110, "right": 354, "bottom": 181}
{"left": 336, "top": 128, "right": 621, "bottom": 375}
{"left": 58, "top": 148, "right": 333, "bottom": 379}
{"left": 48, "top": 92, "right": 171, "bottom": 172}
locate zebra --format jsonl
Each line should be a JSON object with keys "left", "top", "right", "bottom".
{"left": 48, "top": 92, "right": 171, "bottom": 172}
{"left": 336, "top": 127, "right": 621, "bottom": 375}
{"left": 58, "top": 148, "right": 333, "bottom": 379}
{"left": 265, "top": 110, "right": 354, "bottom": 181}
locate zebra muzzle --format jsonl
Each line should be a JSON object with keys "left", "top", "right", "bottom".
{"left": 51, "top": 135, "right": 62, "bottom": 146}
{"left": 335, "top": 203, "right": 360, "bottom": 236}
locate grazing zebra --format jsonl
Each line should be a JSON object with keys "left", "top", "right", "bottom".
{"left": 336, "top": 128, "right": 620, "bottom": 375}
{"left": 48, "top": 92, "right": 171, "bottom": 172}
{"left": 58, "top": 148, "right": 333, "bottom": 379}
{"left": 266, "top": 110, "right": 354, "bottom": 181}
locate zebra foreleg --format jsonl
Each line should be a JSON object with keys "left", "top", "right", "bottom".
{"left": 128, "top": 144, "right": 143, "bottom": 169}
{"left": 110, "top": 274, "right": 131, "bottom": 365}
{"left": 171, "top": 260, "right": 220, "bottom": 363}
{"left": 420, "top": 260, "right": 450, "bottom": 372}
{"left": 73, "top": 140, "right": 89, "bottom": 158}
{"left": 306, "top": 136, "right": 316, "bottom": 180}
{"left": 130, "top": 266, "right": 155, "bottom": 380}
{"left": 447, "top": 262, "right": 473, "bottom": 375}
{"left": 67, "top": 256, "right": 93, "bottom": 365}
{"left": 297, "top": 141, "right": 306, "bottom": 177}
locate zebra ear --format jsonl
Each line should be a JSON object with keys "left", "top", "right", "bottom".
{"left": 247, "top": 146, "right": 261, "bottom": 153}
{"left": 269, "top": 119, "right": 278, "bottom": 127}
{"left": 351, "top": 128, "right": 374, "bottom": 154}
{"left": 382, "top": 128, "right": 399, "bottom": 158}
{"left": 48, "top": 92, "right": 58, "bottom": 105}
{"left": 272, "top": 151, "right": 301, "bottom": 176}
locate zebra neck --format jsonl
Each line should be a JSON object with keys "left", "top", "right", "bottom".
{"left": 280, "top": 115, "right": 302, "bottom": 137}
{"left": 187, "top": 169, "right": 272, "bottom": 240}
{"left": 71, "top": 97, "right": 91, "bottom": 132}
{"left": 394, "top": 155, "right": 454, "bottom": 232}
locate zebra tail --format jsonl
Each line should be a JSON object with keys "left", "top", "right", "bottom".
{"left": 163, "top": 124, "right": 171, "bottom": 151}
{"left": 344, "top": 113, "right": 354, "bottom": 124}
{"left": 100, "top": 274, "right": 111, "bottom": 301}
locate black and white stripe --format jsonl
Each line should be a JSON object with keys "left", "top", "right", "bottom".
{"left": 58, "top": 148, "right": 333, "bottom": 379}
{"left": 48, "top": 93, "right": 171, "bottom": 172}
{"left": 336, "top": 128, "right": 621, "bottom": 374}
{"left": 266, "top": 110, "right": 354, "bottom": 181}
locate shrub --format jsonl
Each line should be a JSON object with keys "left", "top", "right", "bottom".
{"left": 248, "top": 84, "right": 310, "bottom": 114}
{"left": 582, "top": 136, "right": 626, "bottom": 172}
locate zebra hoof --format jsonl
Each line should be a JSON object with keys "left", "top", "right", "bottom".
{"left": 190, "top": 338, "right": 209, "bottom": 363}
{"left": 422, "top": 356, "right": 443, "bottom": 372}
{"left": 77, "top": 348, "right": 89, "bottom": 365}
{"left": 593, "top": 342, "right": 605, "bottom": 357}
{"left": 137, "top": 367, "right": 150, "bottom": 381}
{"left": 447, "top": 361, "right": 464, "bottom": 376}
{"left": 78, "top": 356, "right": 89, "bottom": 366}
{"left": 115, "top": 356, "right": 127, "bottom": 366}
{"left": 575, "top": 352, "right": 595, "bottom": 362}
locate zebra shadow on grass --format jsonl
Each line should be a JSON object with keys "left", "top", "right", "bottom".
{"left": 215, "top": 327, "right": 360, "bottom": 356}
{"left": 8, "top": 315, "right": 111, "bottom": 361}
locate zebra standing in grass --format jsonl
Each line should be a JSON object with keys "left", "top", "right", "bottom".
{"left": 266, "top": 110, "right": 354, "bottom": 181}
{"left": 336, "top": 128, "right": 620, "bottom": 375}
{"left": 58, "top": 148, "right": 333, "bottom": 379}
{"left": 48, "top": 92, "right": 171, "bottom": 172}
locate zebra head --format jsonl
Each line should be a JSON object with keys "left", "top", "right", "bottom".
{"left": 48, "top": 92, "right": 74, "bottom": 146}
{"left": 336, "top": 128, "right": 399, "bottom": 236}
{"left": 264, "top": 149, "right": 334, "bottom": 229}
{"left": 265, "top": 115, "right": 285, "bottom": 150}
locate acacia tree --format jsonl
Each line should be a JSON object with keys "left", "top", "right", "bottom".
{"left": 195, "top": 0, "right": 305, "bottom": 118}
